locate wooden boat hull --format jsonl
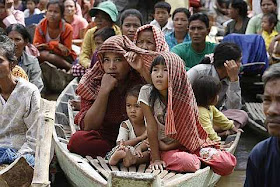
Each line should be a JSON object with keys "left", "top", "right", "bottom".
{"left": 54, "top": 78, "right": 241, "bottom": 187}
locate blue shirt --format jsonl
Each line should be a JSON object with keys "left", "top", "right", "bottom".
{"left": 244, "top": 137, "right": 280, "bottom": 187}
{"left": 165, "top": 31, "right": 191, "bottom": 50}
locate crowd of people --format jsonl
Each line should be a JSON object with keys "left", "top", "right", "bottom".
{"left": 0, "top": 0, "right": 279, "bottom": 185}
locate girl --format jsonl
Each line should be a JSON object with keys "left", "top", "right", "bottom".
{"left": 193, "top": 75, "right": 242, "bottom": 141}
{"left": 33, "top": 0, "right": 77, "bottom": 71}
{"left": 107, "top": 84, "right": 149, "bottom": 166}
{"left": 139, "top": 52, "right": 236, "bottom": 176}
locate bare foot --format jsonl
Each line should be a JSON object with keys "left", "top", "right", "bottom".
{"left": 123, "top": 148, "right": 137, "bottom": 168}
{"left": 70, "top": 100, "right": 81, "bottom": 111}
{"left": 109, "top": 148, "right": 127, "bottom": 166}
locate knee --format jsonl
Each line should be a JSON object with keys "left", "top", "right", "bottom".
{"left": 67, "top": 131, "right": 84, "bottom": 152}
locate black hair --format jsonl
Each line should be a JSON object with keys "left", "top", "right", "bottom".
{"left": 6, "top": 24, "right": 32, "bottom": 43}
{"left": 63, "top": 0, "right": 77, "bottom": 8}
{"left": 189, "top": 13, "right": 210, "bottom": 28}
{"left": 172, "top": 8, "right": 190, "bottom": 20}
{"left": 0, "top": 35, "right": 17, "bottom": 68}
{"left": 192, "top": 76, "right": 221, "bottom": 108}
{"left": 94, "top": 27, "right": 116, "bottom": 41}
{"left": 260, "top": 0, "right": 277, "bottom": 6}
{"left": 263, "top": 12, "right": 278, "bottom": 27}
{"left": 47, "top": 0, "right": 64, "bottom": 16}
{"left": 149, "top": 55, "right": 167, "bottom": 111}
{"left": 126, "top": 84, "right": 143, "bottom": 98}
{"left": 262, "top": 63, "right": 280, "bottom": 87}
{"left": 120, "top": 9, "right": 144, "bottom": 26}
{"left": 231, "top": 0, "right": 248, "bottom": 18}
{"left": 154, "top": 1, "right": 171, "bottom": 14}
{"left": 0, "top": 0, "right": 5, "bottom": 4}
{"left": 27, "top": 0, "right": 39, "bottom": 4}
{"left": 200, "top": 42, "right": 241, "bottom": 68}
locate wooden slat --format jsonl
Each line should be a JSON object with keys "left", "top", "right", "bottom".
{"left": 110, "top": 165, "right": 119, "bottom": 171}
{"left": 96, "top": 156, "right": 111, "bottom": 172}
{"left": 68, "top": 101, "right": 77, "bottom": 135}
{"left": 158, "top": 170, "right": 169, "bottom": 179}
{"left": 119, "top": 163, "right": 128, "bottom": 172}
{"left": 137, "top": 164, "right": 146, "bottom": 173}
{"left": 167, "top": 173, "right": 183, "bottom": 181}
{"left": 128, "top": 165, "right": 136, "bottom": 172}
{"left": 144, "top": 168, "right": 152, "bottom": 173}
{"left": 86, "top": 156, "right": 109, "bottom": 179}
{"left": 152, "top": 170, "right": 161, "bottom": 176}
{"left": 253, "top": 103, "right": 265, "bottom": 122}
{"left": 246, "top": 103, "right": 259, "bottom": 120}
{"left": 162, "top": 172, "right": 176, "bottom": 182}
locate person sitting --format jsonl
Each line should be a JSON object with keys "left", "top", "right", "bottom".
{"left": 193, "top": 76, "right": 242, "bottom": 141}
{"left": 150, "top": 1, "right": 173, "bottom": 35}
{"left": 171, "top": 13, "right": 216, "bottom": 70}
{"left": 6, "top": 24, "right": 44, "bottom": 91}
{"left": 165, "top": 8, "right": 191, "bottom": 50}
{"left": 24, "top": 0, "right": 41, "bottom": 18}
{"left": 260, "top": 12, "right": 278, "bottom": 50}
{"left": 0, "top": 35, "right": 41, "bottom": 167}
{"left": 225, "top": 0, "right": 250, "bottom": 35}
{"left": 244, "top": 63, "right": 280, "bottom": 187}
{"left": 79, "top": 1, "right": 121, "bottom": 70}
{"left": 33, "top": 0, "right": 77, "bottom": 71}
{"left": 0, "top": 0, "right": 25, "bottom": 29}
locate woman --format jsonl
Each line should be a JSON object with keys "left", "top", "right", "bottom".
{"left": 0, "top": 35, "right": 41, "bottom": 166}
{"left": 165, "top": 8, "right": 191, "bottom": 50}
{"left": 120, "top": 9, "right": 143, "bottom": 41}
{"left": 63, "top": 0, "right": 88, "bottom": 39}
{"left": 225, "top": 0, "right": 250, "bottom": 35}
{"left": 67, "top": 35, "right": 158, "bottom": 158}
{"left": 33, "top": 0, "right": 77, "bottom": 71}
{"left": 6, "top": 24, "right": 44, "bottom": 91}
{"left": 246, "top": 0, "right": 280, "bottom": 34}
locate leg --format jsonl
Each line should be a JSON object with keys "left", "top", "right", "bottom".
{"left": 122, "top": 150, "right": 150, "bottom": 167}
{"left": 109, "top": 146, "right": 127, "bottom": 166}
{"left": 38, "top": 50, "right": 72, "bottom": 71}
{"left": 161, "top": 149, "right": 201, "bottom": 172}
{"left": 67, "top": 130, "right": 112, "bottom": 158}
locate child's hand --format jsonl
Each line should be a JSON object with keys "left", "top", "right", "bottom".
{"left": 134, "top": 147, "right": 143, "bottom": 158}
{"left": 149, "top": 160, "right": 166, "bottom": 171}
{"left": 231, "top": 126, "right": 244, "bottom": 134}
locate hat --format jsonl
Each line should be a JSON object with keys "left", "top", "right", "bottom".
{"left": 89, "top": 1, "right": 118, "bottom": 22}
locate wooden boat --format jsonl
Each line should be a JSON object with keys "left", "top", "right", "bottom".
{"left": 54, "top": 78, "right": 241, "bottom": 187}
{"left": 0, "top": 99, "right": 56, "bottom": 187}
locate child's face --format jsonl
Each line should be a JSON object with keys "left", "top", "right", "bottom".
{"left": 136, "top": 30, "right": 156, "bottom": 51}
{"left": 151, "top": 64, "right": 168, "bottom": 94}
{"left": 94, "top": 36, "right": 104, "bottom": 50}
{"left": 46, "top": 4, "right": 62, "bottom": 23}
{"left": 261, "top": 16, "right": 274, "bottom": 32}
{"left": 126, "top": 95, "right": 144, "bottom": 123}
{"left": 154, "top": 8, "right": 169, "bottom": 27}
{"left": 27, "top": 1, "right": 36, "bottom": 11}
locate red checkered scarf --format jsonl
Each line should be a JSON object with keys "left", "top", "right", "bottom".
{"left": 133, "top": 24, "right": 169, "bottom": 52}
{"left": 76, "top": 35, "right": 158, "bottom": 100}
{"left": 160, "top": 52, "right": 217, "bottom": 152}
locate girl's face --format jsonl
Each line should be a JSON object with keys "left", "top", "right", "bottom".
{"left": 126, "top": 95, "right": 144, "bottom": 123}
{"left": 151, "top": 63, "right": 168, "bottom": 94}
{"left": 173, "top": 12, "right": 189, "bottom": 33}
{"left": 0, "top": 53, "right": 12, "bottom": 79}
{"left": 8, "top": 31, "right": 27, "bottom": 58}
{"left": 46, "top": 4, "right": 62, "bottom": 23}
{"left": 121, "top": 15, "right": 141, "bottom": 41}
{"left": 261, "top": 0, "right": 277, "bottom": 14}
{"left": 228, "top": 4, "right": 238, "bottom": 19}
{"left": 64, "top": 0, "right": 76, "bottom": 16}
{"left": 262, "top": 16, "right": 274, "bottom": 32}
{"left": 27, "top": 1, "right": 36, "bottom": 12}
{"left": 94, "top": 35, "right": 103, "bottom": 50}
{"left": 136, "top": 29, "right": 156, "bottom": 51}
{"left": 95, "top": 11, "right": 113, "bottom": 29}
{"left": 102, "top": 52, "right": 130, "bottom": 81}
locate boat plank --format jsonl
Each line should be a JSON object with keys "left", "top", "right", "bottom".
{"left": 110, "top": 165, "right": 119, "bottom": 171}
{"left": 137, "top": 164, "right": 146, "bottom": 173}
{"left": 86, "top": 156, "right": 109, "bottom": 179}
{"left": 158, "top": 170, "right": 169, "bottom": 179}
{"left": 167, "top": 173, "right": 184, "bottom": 181}
{"left": 96, "top": 156, "right": 111, "bottom": 171}
{"left": 162, "top": 172, "right": 176, "bottom": 182}
{"left": 152, "top": 169, "right": 161, "bottom": 176}
{"left": 144, "top": 168, "right": 152, "bottom": 173}
{"left": 245, "top": 103, "right": 259, "bottom": 120}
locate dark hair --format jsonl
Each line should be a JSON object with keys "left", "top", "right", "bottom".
{"left": 262, "top": 63, "right": 280, "bottom": 87}
{"left": 47, "top": 0, "right": 64, "bottom": 16}
{"left": 27, "top": 0, "right": 39, "bottom": 4}
{"left": 126, "top": 84, "right": 143, "bottom": 98}
{"left": 172, "top": 8, "right": 190, "bottom": 20}
{"left": 260, "top": 0, "right": 277, "bottom": 6}
{"left": 231, "top": 0, "right": 248, "bottom": 18}
{"left": 189, "top": 13, "right": 210, "bottom": 28}
{"left": 149, "top": 55, "right": 167, "bottom": 110}
{"left": 154, "top": 1, "right": 171, "bottom": 14}
{"left": 0, "top": 35, "right": 17, "bottom": 67}
{"left": 94, "top": 27, "right": 116, "bottom": 41}
{"left": 6, "top": 24, "right": 32, "bottom": 43}
{"left": 200, "top": 42, "right": 241, "bottom": 68}
{"left": 120, "top": 9, "right": 144, "bottom": 26}
{"left": 263, "top": 12, "right": 278, "bottom": 27}
{"left": 0, "top": 0, "right": 5, "bottom": 4}
{"left": 192, "top": 76, "right": 221, "bottom": 107}
{"left": 63, "top": 0, "right": 77, "bottom": 8}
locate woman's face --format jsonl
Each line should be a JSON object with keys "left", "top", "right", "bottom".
{"left": 228, "top": 4, "right": 238, "bottom": 19}
{"left": 0, "top": 53, "right": 12, "bottom": 79}
{"left": 0, "top": 3, "right": 6, "bottom": 19}
{"left": 136, "top": 29, "right": 156, "bottom": 51}
{"left": 94, "top": 11, "right": 113, "bottom": 29}
{"left": 8, "top": 31, "right": 27, "bottom": 58}
{"left": 102, "top": 52, "right": 130, "bottom": 81}
{"left": 121, "top": 15, "right": 141, "bottom": 41}
{"left": 173, "top": 12, "right": 189, "bottom": 33}
{"left": 46, "top": 4, "right": 62, "bottom": 23}
{"left": 64, "top": 0, "right": 76, "bottom": 17}
{"left": 261, "top": 0, "right": 277, "bottom": 14}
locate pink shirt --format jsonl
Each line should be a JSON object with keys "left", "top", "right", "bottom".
{"left": 71, "top": 15, "right": 88, "bottom": 39}
{"left": 3, "top": 9, "right": 25, "bottom": 27}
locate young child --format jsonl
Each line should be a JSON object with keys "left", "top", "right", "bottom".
{"left": 106, "top": 84, "right": 149, "bottom": 166}
{"left": 150, "top": 1, "right": 173, "bottom": 35}
{"left": 24, "top": 0, "right": 41, "bottom": 18}
{"left": 261, "top": 13, "right": 278, "bottom": 51}
{"left": 192, "top": 76, "right": 241, "bottom": 141}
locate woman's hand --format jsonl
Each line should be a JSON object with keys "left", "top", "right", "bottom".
{"left": 124, "top": 52, "right": 143, "bottom": 71}
{"left": 149, "top": 160, "right": 166, "bottom": 171}
{"left": 58, "top": 43, "right": 69, "bottom": 56}
{"left": 100, "top": 73, "right": 117, "bottom": 94}
{"left": 224, "top": 60, "right": 240, "bottom": 82}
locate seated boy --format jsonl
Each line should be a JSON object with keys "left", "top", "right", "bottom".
{"left": 260, "top": 12, "right": 278, "bottom": 51}
{"left": 24, "top": 0, "right": 41, "bottom": 18}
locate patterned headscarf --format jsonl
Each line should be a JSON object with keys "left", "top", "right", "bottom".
{"left": 159, "top": 52, "right": 217, "bottom": 152}
{"left": 133, "top": 24, "right": 169, "bottom": 52}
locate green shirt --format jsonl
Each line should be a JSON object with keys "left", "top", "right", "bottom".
{"left": 171, "top": 41, "right": 216, "bottom": 70}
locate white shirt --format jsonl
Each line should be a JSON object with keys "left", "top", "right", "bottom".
{"left": 150, "top": 19, "right": 174, "bottom": 35}
{"left": 24, "top": 8, "right": 41, "bottom": 18}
